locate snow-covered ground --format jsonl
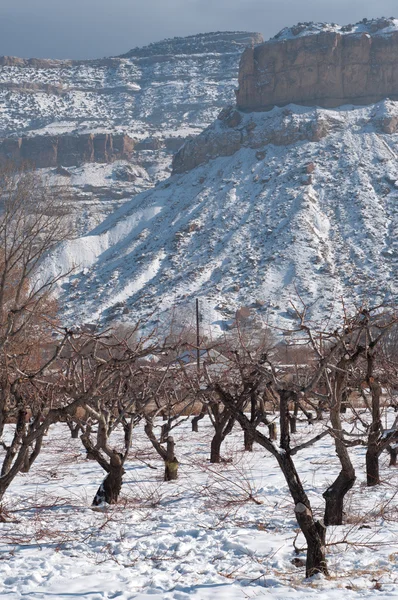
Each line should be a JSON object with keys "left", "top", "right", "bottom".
{"left": 43, "top": 100, "right": 398, "bottom": 331}
{"left": 1, "top": 416, "right": 398, "bottom": 600}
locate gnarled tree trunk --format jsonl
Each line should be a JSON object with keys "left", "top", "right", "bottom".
{"left": 324, "top": 363, "right": 356, "bottom": 526}
{"left": 93, "top": 453, "right": 124, "bottom": 506}
{"left": 164, "top": 437, "right": 179, "bottom": 481}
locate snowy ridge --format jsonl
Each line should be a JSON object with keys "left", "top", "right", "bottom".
{"left": 274, "top": 17, "right": 398, "bottom": 40}
{"left": 0, "top": 32, "right": 262, "bottom": 140}
{"left": 44, "top": 101, "right": 398, "bottom": 331}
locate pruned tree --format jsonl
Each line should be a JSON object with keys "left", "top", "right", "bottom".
{"left": 204, "top": 355, "right": 330, "bottom": 578}
{"left": 57, "top": 327, "right": 163, "bottom": 505}
{"left": 143, "top": 362, "right": 196, "bottom": 481}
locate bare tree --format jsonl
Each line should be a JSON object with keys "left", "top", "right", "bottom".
{"left": 58, "top": 327, "right": 164, "bottom": 505}
{"left": 0, "top": 164, "right": 74, "bottom": 505}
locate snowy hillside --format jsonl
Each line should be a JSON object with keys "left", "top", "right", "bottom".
{"left": 0, "top": 32, "right": 262, "bottom": 141}
{"left": 44, "top": 100, "right": 398, "bottom": 331}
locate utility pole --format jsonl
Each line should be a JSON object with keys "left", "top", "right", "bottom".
{"left": 196, "top": 298, "right": 200, "bottom": 374}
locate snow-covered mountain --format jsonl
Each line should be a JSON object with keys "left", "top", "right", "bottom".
{"left": 0, "top": 31, "right": 262, "bottom": 140}
{"left": 44, "top": 100, "right": 398, "bottom": 331}
{"left": 0, "top": 32, "right": 262, "bottom": 232}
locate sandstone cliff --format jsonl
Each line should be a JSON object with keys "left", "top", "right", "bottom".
{"left": 236, "top": 18, "right": 398, "bottom": 111}
{"left": 0, "top": 133, "right": 134, "bottom": 168}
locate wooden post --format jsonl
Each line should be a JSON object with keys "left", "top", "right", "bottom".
{"left": 196, "top": 298, "right": 200, "bottom": 374}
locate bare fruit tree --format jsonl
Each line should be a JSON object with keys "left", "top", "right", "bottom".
{"left": 58, "top": 327, "right": 164, "bottom": 505}
{"left": 0, "top": 164, "right": 73, "bottom": 506}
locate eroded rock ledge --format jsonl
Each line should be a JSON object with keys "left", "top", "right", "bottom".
{"left": 0, "top": 133, "right": 134, "bottom": 168}
{"left": 172, "top": 100, "right": 398, "bottom": 174}
{"left": 236, "top": 18, "right": 398, "bottom": 111}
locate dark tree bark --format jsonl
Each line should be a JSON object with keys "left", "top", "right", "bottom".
{"left": 210, "top": 431, "right": 223, "bottom": 463}
{"left": 323, "top": 471, "right": 355, "bottom": 526}
{"left": 70, "top": 425, "right": 81, "bottom": 439}
{"left": 192, "top": 405, "right": 206, "bottom": 432}
{"left": 93, "top": 453, "right": 124, "bottom": 506}
{"left": 366, "top": 451, "right": 380, "bottom": 487}
{"left": 323, "top": 360, "right": 356, "bottom": 525}
{"left": 289, "top": 415, "right": 297, "bottom": 434}
{"left": 144, "top": 421, "right": 179, "bottom": 481}
{"left": 81, "top": 430, "right": 125, "bottom": 505}
{"left": 387, "top": 445, "right": 398, "bottom": 466}
{"left": 289, "top": 401, "right": 299, "bottom": 433}
{"left": 161, "top": 420, "right": 171, "bottom": 443}
{"left": 214, "top": 384, "right": 329, "bottom": 578}
{"left": 66, "top": 418, "right": 81, "bottom": 439}
{"left": 244, "top": 429, "right": 254, "bottom": 451}
{"left": 271, "top": 390, "right": 328, "bottom": 577}
{"left": 268, "top": 422, "right": 277, "bottom": 440}
{"left": 20, "top": 436, "right": 43, "bottom": 474}
{"left": 209, "top": 406, "right": 235, "bottom": 464}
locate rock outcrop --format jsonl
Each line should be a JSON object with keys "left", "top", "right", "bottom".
{"left": 236, "top": 18, "right": 398, "bottom": 111}
{"left": 173, "top": 105, "right": 336, "bottom": 173}
{"left": 0, "top": 133, "right": 134, "bottom": 168}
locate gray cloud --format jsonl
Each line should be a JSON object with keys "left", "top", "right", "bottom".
{"left": 0, "top": 0, "right": 397, "bottom": 59}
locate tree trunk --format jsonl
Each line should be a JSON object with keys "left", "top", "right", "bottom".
{"left": 279, "top": 451, "right": 328, "bottom": 578}
{"left": 66, "top": 417, "right": 81, "bottom": 439}
{"left": 278, "top": 390, "right": 328, "bottom": 577}
{"left": 20, "top": 436, "right": 43, "bottom": 474}
{"left": 164, "top": 437, "right": 179, "bottom": 481}
{"left": 325, "top": 365, "right": 356, "bottom": 525}
{"left": 268, "top": 423, "right": 277, "bottom": 440}
{"left": 160, "top": 421, "right": 171, "bottom": 443}
{"left": 366, "top": 377, "right": 382, "bottom": 487}
{"left": 210, "top": 431, "right": 223, "bottom": 463}
{"left": 70, "top": 425, "right": 80, "bottom": 439}
{"left": 20, "top": 450, "right": 31, "bottom": 473}
{"left": 192, "top": 406, "right": 206, "bottom": 432}
{"left": 304, "top": 515, "right": 328, "bottom": 578}
{"left": 387, "top": 445, "right": 398, "bottom": 466}
{"left": 366, "top": 449, "right": 380, "bottom": 486}
{"left": 213, "top": 384, "right": 329, "bottom": 579}
{"left": 289, "top": 415, "right": 297, "bottom": 434}
{"left": 316, "top": 400, "right": 327, "bottom": 421}
{"left": 323, "top": 471, "right": 355, "bottom": 526}
{"left": 244, "top": 429, "right": 254, "bottom": 451}
{"left": 123, "top": 420, "right": 132, "bottom": 450}
{"left": 92, "top": 454, "right": 124, "bottom": 506}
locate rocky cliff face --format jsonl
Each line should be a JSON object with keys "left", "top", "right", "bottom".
{"left": 0, "top": 133, "right": 134, "bottom": 168}
{"left": 173, "top": 106, "right": 332, "bottom": 173}
{"left": 236, "top": 18, "right": 398, "bottom": 111}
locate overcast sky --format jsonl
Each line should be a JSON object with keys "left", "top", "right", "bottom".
{"left": 0, "top": 0, "right": 397, "bottom": 59}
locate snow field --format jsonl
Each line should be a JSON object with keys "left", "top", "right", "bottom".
{"left": 1, "top": 415, "right": 398, "bottom": 599}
